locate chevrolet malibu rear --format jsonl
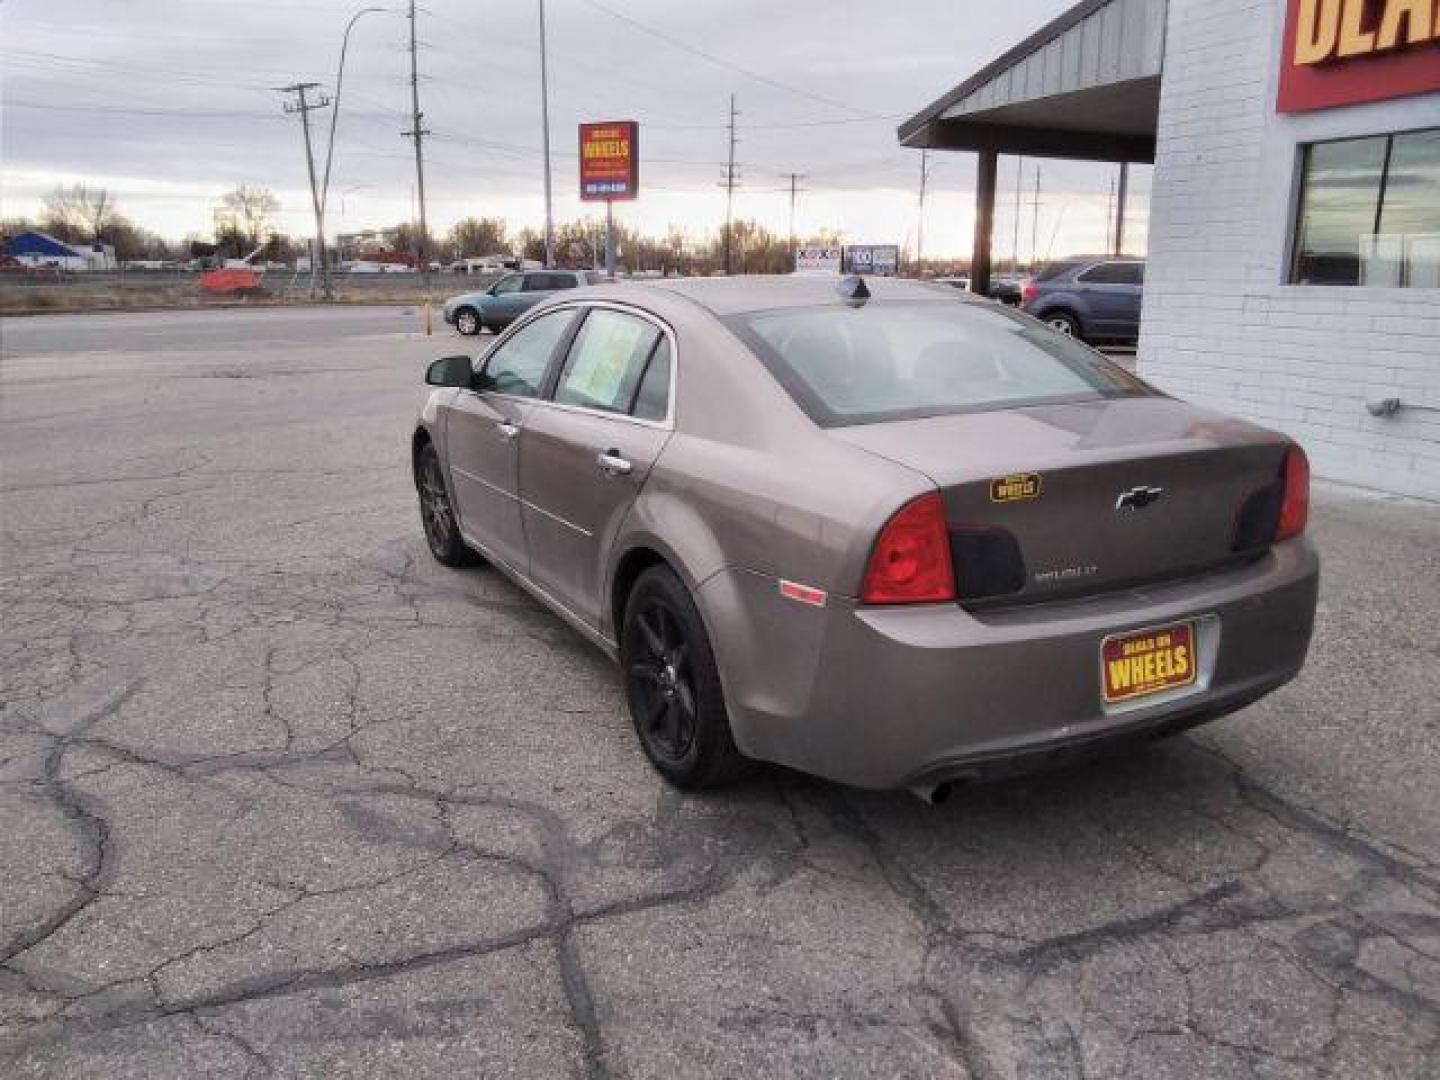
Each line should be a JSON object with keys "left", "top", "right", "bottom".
{"left": 413, "top": 277, "right": 1318, "bottom": 798}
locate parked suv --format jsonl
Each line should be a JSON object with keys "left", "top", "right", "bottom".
{"left": 1020, "top": 257, "right": 1144, "bottom": 344}
{"left": 444, "top": 269, "right": 603, "bottom": 335}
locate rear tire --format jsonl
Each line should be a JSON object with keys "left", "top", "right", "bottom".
{"left": 621, "top": 565, "right": 746, "bottom": 789}
{"left": 417, "top": 443, "right": 479, "bottom": 567}
{"left": 454, "top": 306, "right": 481, "bottom": 336}
{"left": 1044, "top": 310, "right": 1082, "bottom": 339}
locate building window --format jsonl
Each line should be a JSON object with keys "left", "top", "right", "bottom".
{"left": 1291, "top": 128, "right": 1440, "bottom": 288}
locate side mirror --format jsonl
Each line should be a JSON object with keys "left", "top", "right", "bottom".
{"left": 425, "top": 355, "right": 476, "bottom": 388}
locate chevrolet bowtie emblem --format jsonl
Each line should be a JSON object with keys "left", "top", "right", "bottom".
{"left": 1115, "top": 486, "right": 1165, "bottom": 511}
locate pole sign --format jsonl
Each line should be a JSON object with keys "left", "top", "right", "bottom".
{"left": 795, "top": 246, "right": 844, "bottom": 274}
{"left": 843, "top": 245, "right": 900, "bottom": 276}
{"left": 1278, "top": 0, "right": 1440, "bottom": 112}
{"left": 579, "top": 121, "right": 639, "bottom": 201}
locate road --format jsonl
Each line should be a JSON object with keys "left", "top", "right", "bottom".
{"left": 2, "top": 306, "right": 1437, "bottom": 1078}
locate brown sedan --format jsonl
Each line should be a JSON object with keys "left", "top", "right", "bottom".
{"left": 413, "top": 276, "right": 1318, "bottom": 800}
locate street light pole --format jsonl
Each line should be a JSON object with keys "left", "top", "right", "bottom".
{"left": 538, "top": 0, "right": 555, "bottom": 268}
{"left": 321, "top": 6, "right": 384, "bottom": 218}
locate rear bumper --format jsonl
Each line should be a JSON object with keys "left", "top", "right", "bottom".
{"left": 702, "top": 539, "right": 1319, "bottom": 790}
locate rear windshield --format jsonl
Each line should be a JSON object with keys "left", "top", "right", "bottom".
{"left": 728, "top": 300, "right": 1150, "bottom": 428}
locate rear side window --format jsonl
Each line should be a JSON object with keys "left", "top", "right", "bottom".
{"left": 729, "top": 301, "right": 1149, "bottom": 428}
{"left": 554, "top": 309, "right": 661, "bottom": 414}
{"left": 631, "top": 337, "right": 671, "bottom": 422}
{"left": 1079, "top": 261, "right": 1143, "bottom": 284}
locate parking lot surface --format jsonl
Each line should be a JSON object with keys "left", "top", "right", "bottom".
{"left": 2, "top": 306, "right": 1437, "bottom": 1078}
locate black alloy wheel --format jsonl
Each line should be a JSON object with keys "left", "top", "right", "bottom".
{"left": 621, "top": 565, "right": 745, "bottom": 789}
{"left": 417, "top": 444, "right": 477, "bottom": 567}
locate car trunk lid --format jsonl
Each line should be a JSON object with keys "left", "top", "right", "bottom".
{"left": 830, "top": 396, "right": 1290, "bottom": 604}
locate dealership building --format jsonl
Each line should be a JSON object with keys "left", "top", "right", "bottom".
{"left": 901, "top": 0, "right": 1439, "bottom": 499}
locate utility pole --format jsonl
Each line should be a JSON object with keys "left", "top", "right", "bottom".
{"left": 538, "top": 0, "right": 554, "bottom": 268}
{"left": 1104, "top": 175, "right": 1116, "bottom": 254}
{"left": 1029, "top": 165, "right": 1042, "bottom": 272}
{"left": 782, "top": 171, "right": 806, "bottom": 261}
{"left": 402, "top": 0, "right": 431, "bottom": 287}
{"left": 1011, "top": 155, "right": 1023, "bottom": 273}
{"left": 915, "top": 149, "right": 931, "bottom": 271}
{"left": 1113, "top": 161, "right": 1129, "bottom": 255}
{"left": 720, "top": 94, "right": 739, "bottom": 276}
{"left": 279, "top": 81, "right": 332, "bottom": 300}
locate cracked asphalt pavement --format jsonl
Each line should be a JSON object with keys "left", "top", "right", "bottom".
{"left": 2, "top": 305, "right": 1437, "bottom": 1078}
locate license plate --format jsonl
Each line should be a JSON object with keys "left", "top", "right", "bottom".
{"left": 1101, "top": 621, "right": 1197, "bottom": 703}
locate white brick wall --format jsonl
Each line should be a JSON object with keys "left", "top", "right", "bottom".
{"left": 1138, "top": 0, "right": 1440, "bottom": 500}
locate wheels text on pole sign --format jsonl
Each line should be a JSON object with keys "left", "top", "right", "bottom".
{"left": 579, "top": 121, "right": 640, "bottom": 202}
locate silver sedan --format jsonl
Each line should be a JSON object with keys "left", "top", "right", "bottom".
{"left": 412, "top": 276, "right": 1318, "bottom": 800}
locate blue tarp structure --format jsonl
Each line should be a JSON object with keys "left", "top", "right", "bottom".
{"left": 3, "top": 231, "right": 83, "bottom": 259}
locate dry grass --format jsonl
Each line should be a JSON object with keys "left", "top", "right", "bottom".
{"left": 0, "top": 278, "right": 441, "bottom": 316}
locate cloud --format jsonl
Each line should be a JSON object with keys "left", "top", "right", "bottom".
{"left": 0, "top": 0, "right": 1144, "bottom": 257}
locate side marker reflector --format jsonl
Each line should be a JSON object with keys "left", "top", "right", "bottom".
{"left": 779, "top": 580, "right": 827, "bottom": 608}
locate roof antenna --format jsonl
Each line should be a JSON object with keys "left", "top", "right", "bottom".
{"left": 838, "top": 274, "right": 870, "bottom": 307}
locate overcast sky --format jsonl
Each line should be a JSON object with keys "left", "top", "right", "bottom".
{"left": 1, "top": 0, "right": 1150, "bottom": 258}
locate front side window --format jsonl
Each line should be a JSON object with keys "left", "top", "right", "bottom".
{"left": 483, "top": 309, "right": 575, "bottom": 398}
{"left": 1292, "top": 127, "right": 1440, "bottom": 287}
{"left": 491, "top": 273, "right": 523, "bottom": 295}
{"left": 553, "top": 309, "right": 661, "bottom": 414}
{"left": 729, "top": 301, "right": 1149, "bottom": 428}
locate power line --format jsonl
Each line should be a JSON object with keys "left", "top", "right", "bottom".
{"left": 574, "top": 0, "right": 880, "bottom": 119}
{"left": 1, "top": 100, "right": 286, "bottom": 120}
{"left": 650, "top": 114, "right": 904, "bottom": 132}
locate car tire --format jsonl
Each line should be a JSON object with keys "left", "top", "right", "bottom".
{"left": 1043, "top": 310, "right": 1082, "bottom": 339}
{"left": 454, "top": 306, "right": 481, "bottom": 336}
{"left": 621, "top": 565, "right": 746, "bottom": 790}
{"left": 416, "top": 443, "right": 479, "bottom": 567}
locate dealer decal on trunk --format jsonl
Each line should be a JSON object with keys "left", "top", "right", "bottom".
{"left": 990, "top": 473, "right": 1042, "bottom": 503}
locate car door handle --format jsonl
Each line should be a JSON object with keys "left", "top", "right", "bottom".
{"left": 596, "top": 450, "right": 632, "bottom": 476}
{"left": 496, "top": 420, "right": 520, "bottom": 440}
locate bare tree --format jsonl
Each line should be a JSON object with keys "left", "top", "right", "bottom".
{"left": 214, "top": 185, "right": 281, "bottom": 253}
{"left": 40, "top": 184, "right": 117, "bottom": 243}
{"left": 446, "top": 217, "right": 509, "bottom": 260}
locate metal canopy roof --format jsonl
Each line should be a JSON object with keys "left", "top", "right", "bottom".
{"left": 898, "top": 0, "right": 1167, "bottom": 163}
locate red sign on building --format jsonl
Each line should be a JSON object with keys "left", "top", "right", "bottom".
{"left": 1277, "top": 0, "right": 1440, "bottom": 113}
{"left": 579, "top": 121, "right": 639, "bottom": 201}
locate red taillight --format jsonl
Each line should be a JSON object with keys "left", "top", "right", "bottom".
{"left": 1276, "top": 445, "right": 1309, "bottom": 540}
{"left": 861, "top": 492, "right": 956, "bottom": 604}
{"left": 1020, "top": 279, "right": 1039, "bottom": 304}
